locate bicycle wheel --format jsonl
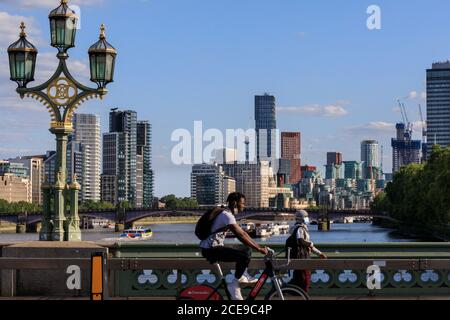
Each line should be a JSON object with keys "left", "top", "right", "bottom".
{"left": 265, "top": 285, "right": 309, "bottom": 300}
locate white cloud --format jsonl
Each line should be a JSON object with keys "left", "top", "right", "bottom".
{"left": 0, "top": 11, "right": 41, "bottom": 48}
{"left": 408, "top": 91, "right": 418, "bottom": 99}
{"left": 345, "top": 121, "right": 395, "bottom": 136}
{"left": 278, "top": 102, "right": 349, "bottom": 117}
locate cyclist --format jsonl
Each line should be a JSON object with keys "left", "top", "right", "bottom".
{"left": 200, "top": 192, "right": 269, "bottom": 300}
{"left": 287, "top": 210, "right": 327, "bottom": 293}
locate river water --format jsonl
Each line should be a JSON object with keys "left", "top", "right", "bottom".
{"left": 0, "top": 222, "right": 425, "bottom": 244}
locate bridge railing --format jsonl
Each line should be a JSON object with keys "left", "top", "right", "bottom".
{"left": 2, "top": 255, "right": 450, "bottom": 297}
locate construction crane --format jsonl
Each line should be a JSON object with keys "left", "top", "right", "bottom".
{"left": 418, "top": 104, "right": 427, "bottom": 144}
{"left": 397, "top": 99, "right": 407, "bottom": 124}
{"left": 418, "top": 104, "right": 428, "bottom": 162}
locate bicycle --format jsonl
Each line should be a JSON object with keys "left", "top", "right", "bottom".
{"left": 177, "top": 248, "right": 310, "bottom": 300}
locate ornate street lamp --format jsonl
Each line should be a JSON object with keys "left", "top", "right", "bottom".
{"left": 7, "top": 0, "right": 117, "bottom": 242}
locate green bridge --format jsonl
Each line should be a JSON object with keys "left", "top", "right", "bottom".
{"left": 1, "top": 242, "right": 450, "bottom": 299}
{"left": 108, "top": 242, "right": 450, "bottom": 298}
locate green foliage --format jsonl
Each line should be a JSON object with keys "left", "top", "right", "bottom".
{"left": 0, "top": 199, "right": 42, "bottom": 214}
{"left": 79, "top": 200, "right": 116, "bottom": 211}
{"left": 377, "top": 146, "right": 450, "bottom": 226}
{"left": 160, "top": 194, "right": 198, "bottom": 209}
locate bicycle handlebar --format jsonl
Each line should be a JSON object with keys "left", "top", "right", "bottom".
{"left": 264, "top": 247, "right": 292, "bottom": 270}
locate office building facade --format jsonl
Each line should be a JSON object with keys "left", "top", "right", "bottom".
{"left": 426, "top": 62, "right": 450, "bottom": 158}
{"left": 281, "top": 132, "right": 301, "bottom": 184}
{"left": 73, "top": 114, "right": 101, "bottom": 201}
{"left": 255, "top": 94, "right": 278, "bottom": 163}
{"left": 223, "top": 161, "right": 270, "bottom": 208}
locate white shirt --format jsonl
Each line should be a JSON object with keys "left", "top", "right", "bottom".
{"left": 199, "top": 210, "right": 236, "bottom": 249}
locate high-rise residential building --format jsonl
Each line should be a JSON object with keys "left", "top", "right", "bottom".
{"left": 361, "top": 140, "right": 379, "bottom": 179}
{"left": 426, "top": 62, "right": 450, "bottom": 158}
{"left": 343, "top": 161, "right": 362, "bottom": 180}
{"left": 108, "top": 109, "right": 137, "bottom": 205}
{"left": 223, "top": 161, "right": 271, "bottom": 207}
{"left": 327, "top": 152, "right": 343, "bottom": 165}
{"left": 255, "top": 94, "right": 278, "bottom": 163}
{"left": 137, "top": 121, "right": 154, "bottom": 207}
{"left": 191, "top": 163, "right": 226, "bottom": 206}
{"left": 102, "top": 132, "right": 127, "bottom": 204}
{"left": 325, "top": 164, "right": 342, "bottom": 180}
{"left": 281, "top": 132, "right": 301, "bottom": 184}
{"left": 66, "top": 137, "right": 85, "bottom": 190}
{"left": 11, "top": 156, "right": 45, "bottom": 205}
{"left": 73, "top": 114, "right": 101, "bottom": 202}
{"left": 0, "top": 174, "right": 31, "bottom": 203}
{"left": 43, "top": 151, "right": 57, "bottom": 185}
{"left": 391, "top": 123, "right": 421, "bottom": 173}
{"left": 44, "top": 139, "right": 84, "bottom": 188}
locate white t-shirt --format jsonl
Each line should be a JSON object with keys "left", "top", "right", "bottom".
{"left": 199, "top": 210, "right": 237, "bottom": 249}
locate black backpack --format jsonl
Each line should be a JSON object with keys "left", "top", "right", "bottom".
{"left": 195, "top": 207, "right": 224, "bottom": 241}
{"left": 285, "top": 225, "right": 301, "bottom": 259}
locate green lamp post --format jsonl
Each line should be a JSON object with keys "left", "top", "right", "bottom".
{"left": 7, "top": 0, "right": 117, "bottom": 241}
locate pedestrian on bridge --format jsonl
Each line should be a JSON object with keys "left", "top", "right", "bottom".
{"left": 286, "top": 210, "right": 328, "bottom": 293}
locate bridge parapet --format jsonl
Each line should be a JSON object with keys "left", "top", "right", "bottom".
{"left": 1, "top": 242, "right": 450, "bottom": 298}
{"left": 107, "top": 242, "right": 450, "bottom": 298}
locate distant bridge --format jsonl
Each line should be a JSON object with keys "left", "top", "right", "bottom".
{"left": 0, "top": 207, "right": 389, "bottom": 227}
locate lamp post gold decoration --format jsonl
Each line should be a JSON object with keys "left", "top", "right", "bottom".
{"left": 7, "top": 0, "right": 117, "bottom": 241}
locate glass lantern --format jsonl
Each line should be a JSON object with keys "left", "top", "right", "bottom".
{"left": 49, "top": 0, "right": 78, "bottom": 52}
{"left": 88, "top": 24, "right": 117, "bottom": 88}
{"left": 7, "top": 22, "right": 38, "bottom": 88}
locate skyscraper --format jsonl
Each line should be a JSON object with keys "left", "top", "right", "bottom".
{"left": 137, "top": 121, "right": 154, "bottom": 207}
{"left": 361, "top": 140, "right": 379, "bottom": 179}
{"left": 327, "top": 152, "right": 343, "bottom": 165}
{"left": 108, "top": 109, "right": 137, "bottom": 205}
{"left": 102, "top": 132, "right": 127, "bottom": 205}
{"left": 73, "top": 114, "right": 101, "bottom": 201}
{"left": 391, "top": 123, "right": 421, "bottom": 173}
{"left": 426, "top": 62, "right": 450, "bottom": 158}
{"left": 255, "top": 94, "right": 277, "bottom": 163}
{"left": 281, "top": 132, "right": 301, "bottom": 184}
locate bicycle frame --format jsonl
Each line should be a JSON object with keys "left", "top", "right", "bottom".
{"left": 206, "top": 253, "right": 285, "bottom": 301}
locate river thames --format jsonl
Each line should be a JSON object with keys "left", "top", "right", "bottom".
{"left": 0, "top": 222, "right": 428, "bottom": 244}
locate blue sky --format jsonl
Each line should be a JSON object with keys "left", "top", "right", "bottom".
{"left": 1, "top": 0, "right": 449, "bottom": 197}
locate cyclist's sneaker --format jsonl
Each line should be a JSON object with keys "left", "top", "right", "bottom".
{"left": 227, "top": 278, "right": 244, "bottom": 300}
{"left": 239, "top": 272, "right": 258, "bottom": 285}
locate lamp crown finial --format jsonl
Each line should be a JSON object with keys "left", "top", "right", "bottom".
{"left": 19, "top": 21, "right": 26, "bottom": 37}
{"left": 100, "top": 24, "right": 106, "bottom": 39}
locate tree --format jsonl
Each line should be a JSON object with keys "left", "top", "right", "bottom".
{"left": 379, "top": 146, "right": 450, "bottom": 227}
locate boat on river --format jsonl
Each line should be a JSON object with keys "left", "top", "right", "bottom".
{"left": 119, "top": 226, "right": 153, "bottom": 239}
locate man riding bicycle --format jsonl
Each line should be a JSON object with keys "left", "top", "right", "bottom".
{"left": 199, "top": 192, "right": 269, "bottom": 300}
